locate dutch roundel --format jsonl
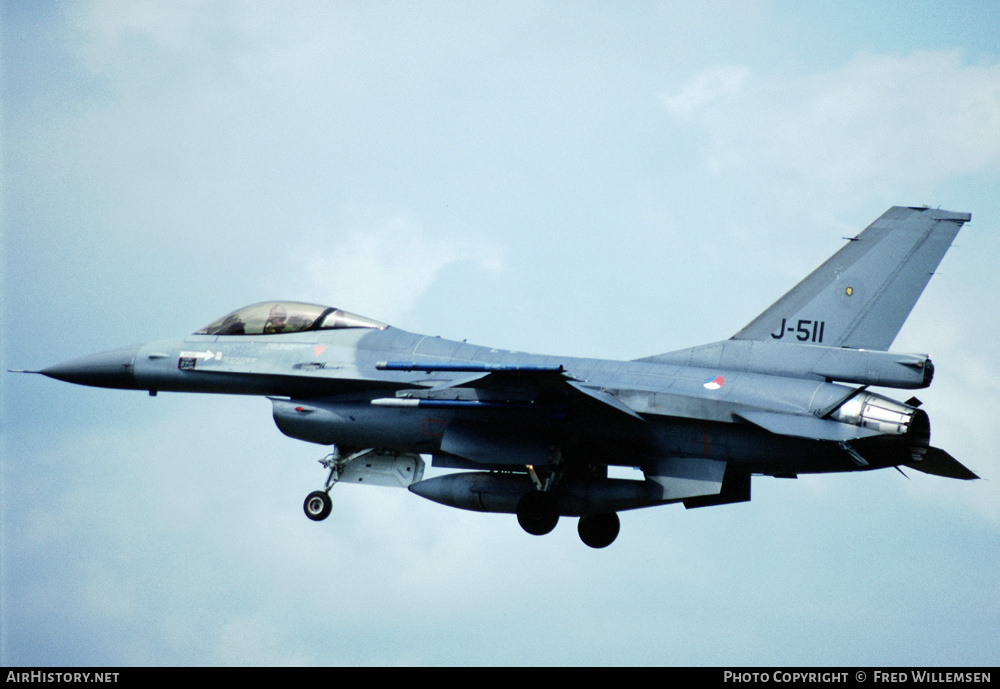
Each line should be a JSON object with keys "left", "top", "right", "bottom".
{"left": 703, "top": 375, "right": 725, "bottom": 390}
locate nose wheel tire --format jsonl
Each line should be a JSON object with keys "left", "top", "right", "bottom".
{"left": 304, "top": 490, "right": 332, "bottom": 521}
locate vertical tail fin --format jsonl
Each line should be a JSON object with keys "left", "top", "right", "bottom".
{"left": 731, "top": 207, "right": 970, "bottom": 351}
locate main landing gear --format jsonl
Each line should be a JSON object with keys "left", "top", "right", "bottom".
{"left": 516, "top": 490, "right": 621, "bottom": 548}
{"left": 515, "top": 465, "right": 621, "bottom": 548}
{"left": 577, "top": 513, "right": 620, "bottom": 549}
{"left": 516, "top": 490, "right": 559, "bottom": 535}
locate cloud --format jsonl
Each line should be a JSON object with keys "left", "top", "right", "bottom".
{"left": 271, "top": 213, "right": 506, "bottom": 323}
{"left": 661, "top": 51, "right": 1000, "bottom": 193}
{"left": 72, "top": 0, "right": 231, "bottom": 82}
{"left": 7, "top": 5, "right": 998, "bottom": 667}
{"left": 660, "top": 64, "right": 751, "bottom": 118}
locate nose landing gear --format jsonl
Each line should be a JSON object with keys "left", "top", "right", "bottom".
{"left": 302, "top": 448, "right": 368, "bottom": 522}
{"left": 304, "top": 490, "right": 332, "bottom": 521}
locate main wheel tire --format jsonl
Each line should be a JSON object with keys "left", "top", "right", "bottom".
{"left": 516, "top": 490, "right": 559, "bottom": 536}
{"left": 578, "top": 513, "right": 620, "bottom": 548}
{"left": 304, "top": 490, "right": 332, "bottom": 521}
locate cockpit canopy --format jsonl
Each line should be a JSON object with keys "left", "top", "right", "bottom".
{"left": 195, "top": 302, "right": 388, "bottom": 336}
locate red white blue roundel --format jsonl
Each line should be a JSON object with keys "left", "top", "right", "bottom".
{"left": 703, "top": 375, "right": 725, "bottom": 390}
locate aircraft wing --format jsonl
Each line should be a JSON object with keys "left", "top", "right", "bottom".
{"left": 374, "top": 360, "right": 644, "bottom": 420}
{"left": 373, "top": 361, "right": 646, "bottom": 467}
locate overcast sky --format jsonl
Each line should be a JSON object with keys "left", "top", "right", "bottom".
{"left": 2, "top": 1, "right": 999, "bottom": 666}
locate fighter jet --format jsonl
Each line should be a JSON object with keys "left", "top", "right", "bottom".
{"left": 26, "top": 207, "right": 978, "bottom": 547}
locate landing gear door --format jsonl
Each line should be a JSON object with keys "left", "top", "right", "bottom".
{"left": 339, "top": 452, "right": 426, "bottom": 488}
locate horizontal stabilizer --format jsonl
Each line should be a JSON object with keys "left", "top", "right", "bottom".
{"left": 735, "top": 410, "right": 881, "bottom": 441}
{"left": 907, "top": 447, "right": 979, "bottom": 480}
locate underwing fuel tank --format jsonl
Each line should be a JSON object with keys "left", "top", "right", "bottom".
{"left": 409, "top": 472, "right": 669, "bottom": 516}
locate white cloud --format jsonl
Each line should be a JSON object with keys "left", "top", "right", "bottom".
{"left": 660, "top": 64, "right": 751, "bottom": 118}
{"left": 8, "top": 4, "right": 999, "bottom": 667}
{"left": 272, "top": 213, "right": 506, "bottom": 323}
{"left": 74, "top": 0, "right": 226, "bottom": 77}
{"left": 661, "top": 51, "right": 1000, "bottom": 193}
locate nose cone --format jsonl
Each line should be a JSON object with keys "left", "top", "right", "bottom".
{"left": 41, "top": 345, "right": 142, "bottom": 390}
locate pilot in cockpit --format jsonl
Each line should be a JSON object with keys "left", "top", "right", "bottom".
{"left": 263, "top": 305, "right": 288, "bottom": 334}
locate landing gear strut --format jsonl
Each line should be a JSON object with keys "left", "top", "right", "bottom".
{"left": 303, "top": 447, "right": 369, "bottom": 522}
{"left": 516, "top": 462, "right": 562, "bottom": 536}
{"left": 514, "top": 460, "right": 622, "bottom": 546}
